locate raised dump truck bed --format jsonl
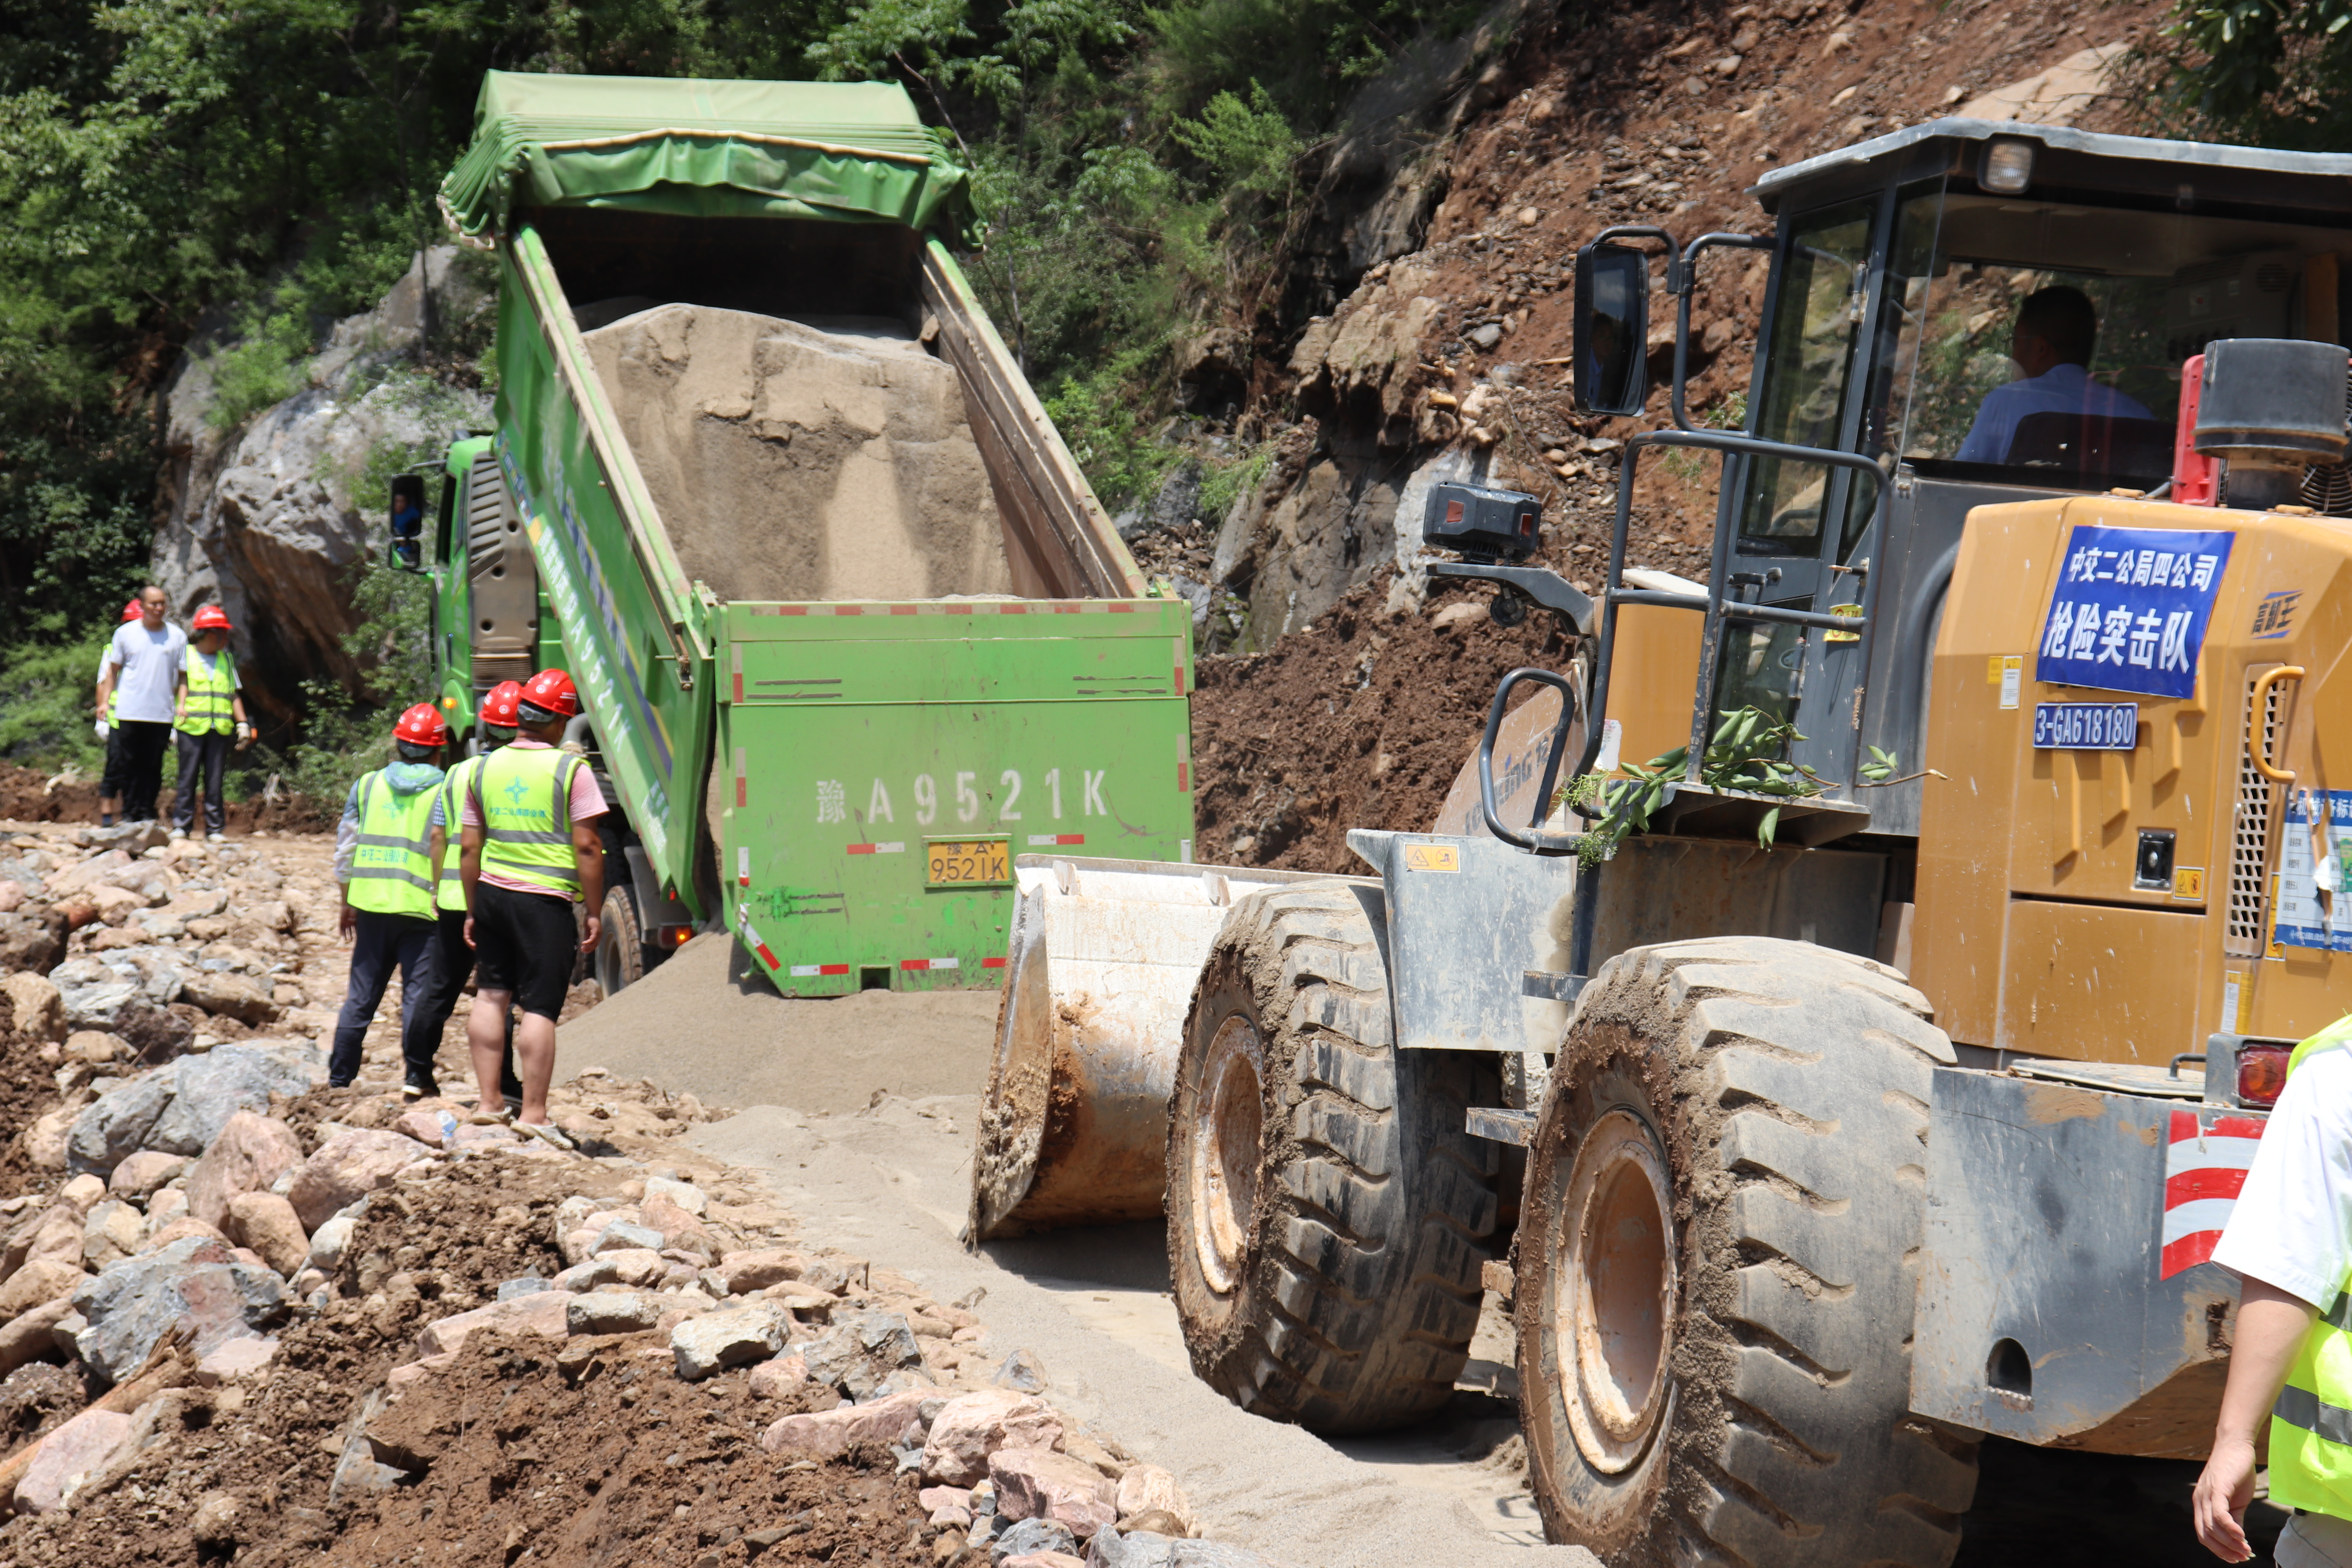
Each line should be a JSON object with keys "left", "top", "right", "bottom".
{"left": 419, "top": 71, "right": 1192, "bottom": 992}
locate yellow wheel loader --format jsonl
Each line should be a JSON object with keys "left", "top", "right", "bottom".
{"left": 972, "top": 116, "right": 2352, "bottom": 1566}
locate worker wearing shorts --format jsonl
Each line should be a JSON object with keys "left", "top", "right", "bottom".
{"left": 460, "top": 667, "right": 603, "bottom": 1147}
{"left": 2195, "top": 1014, "right": 2352, "bottom": 1565}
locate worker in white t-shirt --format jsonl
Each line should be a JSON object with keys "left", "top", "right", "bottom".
{"left": 94, "top": 587, "right": 186, "bottom": 824}
{"left": 2196, "top": 1019, "right": 2352, "bottom": 1565}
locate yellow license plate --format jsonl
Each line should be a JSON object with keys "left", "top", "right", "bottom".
{"left": 925, "top": 838, "right": 1011, "bottom": 886}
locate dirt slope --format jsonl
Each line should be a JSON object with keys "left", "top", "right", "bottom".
{"left": 1181, "top": 0, "right": 2168, "bottom": 872}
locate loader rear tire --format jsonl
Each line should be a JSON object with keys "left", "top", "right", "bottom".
{"left": 1167, "top": 883, "right": 1500, "bottom": 1435}
{"left": 1516, "top": 936, "right": 1980, "bottom": 1568}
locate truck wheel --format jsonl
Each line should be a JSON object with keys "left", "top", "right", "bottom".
{"left": 1167, "top": 884, "right": 1500, "bottom": 1434}
{"left": 1516, "top": 936, "right": 1979, "bottom": 1567}
{"left": 593, "top": 884, "right": 644, "bottom": 997}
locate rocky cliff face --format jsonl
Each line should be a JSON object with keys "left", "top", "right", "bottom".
{"left": 150, "top": 250, "right": 491, "bottom": 719}
{"left": 1134, "top": 0, "right": 2163, "bottom": 655}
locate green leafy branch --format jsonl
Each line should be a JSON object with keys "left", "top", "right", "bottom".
{"left": 1555, "top": 706, "right": 1829, "bottom": 863}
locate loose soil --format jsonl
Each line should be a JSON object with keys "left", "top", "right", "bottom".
{"left": 586, "top": 305, "right": 1010, "bottom": 604}
{"left": 1189, "top": 566, "right": 1572, "bottom": 873}
{"left": 0, "top": 765, "right": 319, "bottom": 834}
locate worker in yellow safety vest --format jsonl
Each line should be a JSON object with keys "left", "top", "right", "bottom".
{"left": 398, "top": 681, "right": 526, "bottom": 1106}
{"left": 2196, "top": 1013, "right": 2352, "bottom": 1564}
{"left": 170, "top": 603, "right": 250, "bottom": 841}
{"left": 460, "top": 668, "right": 606, "bottom": 1147}
{"left": 329, "top": 704, "right": 448, "bottom": 1089}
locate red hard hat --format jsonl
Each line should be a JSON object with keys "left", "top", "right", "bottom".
{"left": 479, "top": 680, "right": 524, "bottom": 728}
{"left": 192, "top": 605, "right": 232, "bottom": 632}
{"left": 120, "top": 600, "right": 142, "bottom": 623}
{"left": 519, "top": 668, "right": 580, "bottom": 718}
{"left": 394, "top": 703, "right": 450, "bottom": 748}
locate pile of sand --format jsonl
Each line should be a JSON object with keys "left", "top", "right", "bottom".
{"left": 583, "top": 303, "right": 1011, "bottom": 603}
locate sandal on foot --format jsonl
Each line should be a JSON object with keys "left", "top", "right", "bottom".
{"left": 516, "top": 1120, "right": 575, "bottom": 1151}
{"left": 466, "top": 1106, "right": 512, "bottom": 1126}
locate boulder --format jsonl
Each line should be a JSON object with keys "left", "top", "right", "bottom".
{"left": 72, "top": 1233, "right": 287, "bottom": 1385}
{"left": 0, "top": 974, "right": 64, "bottom": 1042}
{"left": 709, "top": 1247, "right": 803, "bottom": 1295}
{"left": 143, "top": 1189, "right": 191, "bottom": 1237}
{"left": 180, "top": 971, "right": 278, "bottom": 1026}
{"left": 113, "top": 1001, "right": 194, "bottom": 1063}
{"left": 1114, "top": 1467, "right": 1193, "bottom": 1535}
{"left": 0, "top": 910, "right": 65, "bottom": 976}
{"left": 995, "top": 1518, "right": 1083, "bottom": 1561}
{"left": 13, "top": 1406, "right": 135, "bottom": 1515}
{"left": 108, "top": 1151, "right": 189, "bottom": 1199}
{"left": 800, "top": 1308, "right": 924, "bottom": 1401}
{"left": 566, "top": 1291, "right": 661, "bottom": 1336}
{"left": 82, "top": 1200, "right": 144, "bottom": 1269}
{"left": 392, "top": 1109, "right": 454, "bottom": 1148}
{"left": 303, "top": 1206, "right": 362, "bottom": 1274}
{"left": 923, "top": 1390, "right": 1066, "bottom": 1487}
{"left": 638, "top": 1196, "right": 719, "bottom": 1260}
{"left": 759, "top": 1387, "right": 930, "bottom": 1457}
{"left": 414, "top": 1290, "right": 570, "bottom": 1357}
{"left": 556, "top": 1249, "right": 667, "bottom": 1292}
{"left": 142, "top": 1216, "right": 226, "bottom": 1252}
{"left": 146, "top": 1044, "right": 320, "bottom": 1155}
{"left": 643, "top": 1175, "right": 706, "bottom": 1216}
{"left": 183, "top": 1111, "right": 303, "bottom": 1227}
{"left": 65, "top": 1073, "right": 174, "bottom": 1176}
{"left": 588, "top": 1220, "right": 666, "bottom": 1258}
{"left": 672, "top": 1303, "right": 787, "bottom": 1381}
{"left": 992, "top": 1448, "right": 1118, "bottom": 1540}
{"left": 2, "top": 1189, "right": 101, "bottom": 1279}
{"left": 0, "top": 1261, "right": 86, "bottom": 1323}
{"left": 223, "top": 1192, "right": 308, "bottom": 1277}
{"left": 194, "top": 1334, "right": 278, "bottom": 1385}
{"left": 287, "top": 1129, "right": 425, "bottom": 1231}
{"left": 1083, "top": 1534, "right": 1283, "bottom": 1568}
{"left": 0, "top": 1296, "right": 81, "bottom": 1376}
{"left": 748, "top": 1355, "right": 810, "bottom": 1399}
{"left": 22, "top": 1107, "right": 74, "bottom": 1171}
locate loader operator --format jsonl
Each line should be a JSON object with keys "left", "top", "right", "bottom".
{"left": 1954, "top": 285, "right": 2151, "bottom": 465}
{"left": 2195, "top": 1016, "right": 2352, "bottom": 1564}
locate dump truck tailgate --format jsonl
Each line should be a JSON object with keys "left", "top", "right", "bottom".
{"left": 717, "top": 599, "right": 1195, "bottom": 992}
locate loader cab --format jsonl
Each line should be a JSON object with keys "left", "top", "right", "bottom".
{"left": 1641, "top": 121, "right": 2352, "bottom": 834}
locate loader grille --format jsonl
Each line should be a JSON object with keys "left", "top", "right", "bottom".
{"left": 2224, "top": 668, "right": 2288, "bottom": 955}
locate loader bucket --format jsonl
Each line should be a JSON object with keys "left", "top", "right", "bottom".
{"left": 968, "top": 855, "right": 1350, "bottom": 1240}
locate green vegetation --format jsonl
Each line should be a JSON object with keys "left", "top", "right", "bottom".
{"left": 0, "top": 0, "right": 1492, "bottom": 773}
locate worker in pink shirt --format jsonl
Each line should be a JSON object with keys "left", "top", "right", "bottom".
{"left": 459, "top": 668, "right": 604, "bottom": 1147}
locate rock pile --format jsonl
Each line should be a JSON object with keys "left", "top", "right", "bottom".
{"left": 0, "top": 822, "right": 328, "bottom": 1065}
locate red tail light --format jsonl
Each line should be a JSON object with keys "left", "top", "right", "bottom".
{"left": 2237, "top": 1042, "right": 2291, "bottom": 1106}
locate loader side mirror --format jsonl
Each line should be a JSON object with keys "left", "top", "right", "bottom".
{"left": 388, "top": 474, "right": 427, "bottom": 572}
{"left": 1575, "top": 242, "right": 1649, "bottom": 416}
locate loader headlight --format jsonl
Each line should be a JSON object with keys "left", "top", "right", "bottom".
{"left": 1978, "top": 137, "right": 2035, "bottom": 196}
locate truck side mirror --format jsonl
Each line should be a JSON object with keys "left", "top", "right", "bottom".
{"left": 1574, "top": 242, "right": 1649, "bottom": 417}
{"left": 388, "top": 474, "right": 427, "bottom": 572}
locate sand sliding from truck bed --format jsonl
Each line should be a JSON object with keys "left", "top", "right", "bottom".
{"left": 583, "top": 303, "right": 1011, "bottom": 603}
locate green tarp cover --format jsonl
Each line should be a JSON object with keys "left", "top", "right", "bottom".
{"left": 441, "top": 72, "right": 969, "bottom": 240}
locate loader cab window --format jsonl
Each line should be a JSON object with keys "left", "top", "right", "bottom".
{"left": 1882, "top": 193, "right": 2352, "bottom": 489}
{"left": 1737, "top": 198, "right": 1877, "bottom": 552}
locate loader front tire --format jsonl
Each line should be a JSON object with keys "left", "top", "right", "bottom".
{"left": 1167, "top": 883, "right": 1500, "bottom": 1435}
{"left": 1517, "top": 936, "right": 1980, "bottom": 1568}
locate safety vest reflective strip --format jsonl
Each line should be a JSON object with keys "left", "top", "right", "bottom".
{"left": 2269, "top": 1019, "right": 2352, "bottom": 1515}
{"left": 471, "top": 748, "right": 584, "bottom": 900}
{"left": 175, "top": 648, "right": 236, "bottom": 735}
{"left": 435, "top": 755, "right": 483, "bottom": 913}
{"left": 346, "top": 771, "right": 438, "bottom": 918}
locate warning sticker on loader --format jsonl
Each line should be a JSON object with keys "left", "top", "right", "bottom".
{"left": 2035, "top": 525, "right": 2233, "bottom": 700}
{"left": 2274, "top": 790, "right": 2352, "bottom": 951}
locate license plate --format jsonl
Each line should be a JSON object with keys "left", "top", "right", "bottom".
{"left": 925, "top": 838, "right": 1011, "bottom": 886}
{"left": 2032, "top": 701, "right": 2140, "bottom": 750}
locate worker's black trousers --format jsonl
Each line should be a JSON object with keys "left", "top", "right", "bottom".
{"left": 114, "top": 721, "right": 171, "bottom": 822}
{"left": 171, "top": 729, "right": 230, "bottom": 836}
{"left": 400, "top": 907, "right": 521, "bottom": 1105}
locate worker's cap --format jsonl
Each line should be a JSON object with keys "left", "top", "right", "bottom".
{"left": 191, "top": 605, "right": 232, "bottom": 632}
{"left": 393, "top": 703, "right": 450, "bottom": 748}
{"left": 120, "top": 600, "right": 142, "bottom": 623}
{"left": 479, "top": 680, "right": 524, "bottom": 729}
{"left": 518, "top": 668, "right": 580, "bottom": 722}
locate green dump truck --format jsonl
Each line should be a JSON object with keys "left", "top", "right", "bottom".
{"left": 398, "top": 71, "right": 1194, "bottom": 996}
